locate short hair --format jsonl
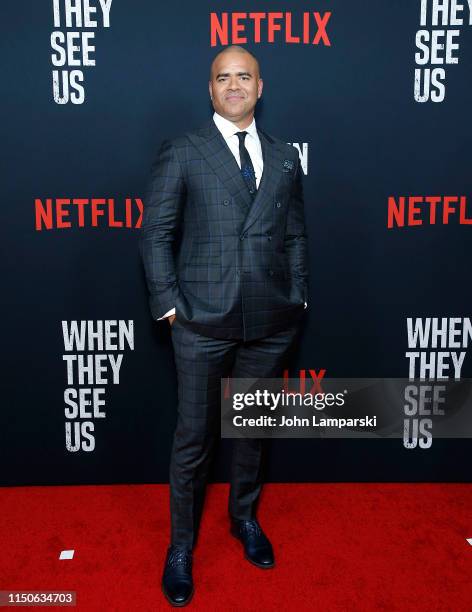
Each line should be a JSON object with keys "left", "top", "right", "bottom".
{"left": 210, "top": 45, "right": 261, "bottom": 79}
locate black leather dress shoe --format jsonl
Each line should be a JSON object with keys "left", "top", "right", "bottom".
{"left": 230, "top": 518, "right": 275, "bottom": 568}
{"left": 162, "top": 545, "right": 194, "bottom": 607}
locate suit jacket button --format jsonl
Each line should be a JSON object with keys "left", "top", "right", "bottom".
{"left": 276, "top": 202, "right": 281, "bottom": 208}
{"left": 269, "top": 270, "right": 274, "bottom": 276}
{"left": 240, "top": 234, "right": 246, "bottom": 240}
{"left": 223, "top": 199, "right": 229, "bottom": 206}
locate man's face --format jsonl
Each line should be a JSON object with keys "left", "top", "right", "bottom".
{"left": 209, "top": 51, "right": 263, "bottom": 125}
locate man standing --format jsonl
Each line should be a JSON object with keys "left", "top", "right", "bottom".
{"left": 140, "top": 45, "right": 308, "bottom": 606}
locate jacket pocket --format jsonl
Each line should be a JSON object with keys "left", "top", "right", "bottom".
{"left": 187, "top": 239, "right": 221, "bottom": 266}
{"left": 177, "top": 265, "right": 221, "bottom": 282}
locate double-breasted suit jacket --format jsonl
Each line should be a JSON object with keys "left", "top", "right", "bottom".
{"left": 140, "top": 118, "right": 308, "bottom": 341}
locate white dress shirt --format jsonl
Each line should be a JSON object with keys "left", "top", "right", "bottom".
{"left": 158, "top": 112, "right": 306, "bottom": 320}
{"left": 212, "top": 112, "right": 263, "bottom": 188}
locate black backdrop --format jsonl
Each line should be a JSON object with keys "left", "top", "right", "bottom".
{"left": 2, "top": 0, "right": 472, "bottom": 486}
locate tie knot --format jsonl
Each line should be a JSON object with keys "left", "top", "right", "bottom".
{"left": 236, "top": 131, "right": 248, "bottom": 144}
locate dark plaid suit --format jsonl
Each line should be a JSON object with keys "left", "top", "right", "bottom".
{"left": 140, "top": 118, "right": 308, "bottom": 548}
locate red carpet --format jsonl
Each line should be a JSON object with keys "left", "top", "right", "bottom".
{"left": 1, "top": 483, "right": 472, "bottom": 611}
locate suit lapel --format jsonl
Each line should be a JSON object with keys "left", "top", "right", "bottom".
{"left": 187, "top": 120, "right": 286, "bottom": 228}
{"left": 187, "top": 120, "right": 253, "bottom": 212}
{"left": 240, "top": 128, "right": 285, "bottom": 234}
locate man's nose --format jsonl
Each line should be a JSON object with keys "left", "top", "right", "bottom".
{"left": 228, "top": 76, "right": 240, "bottom": 89}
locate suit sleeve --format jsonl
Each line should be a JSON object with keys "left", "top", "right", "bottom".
{"left": 285, "top": 154, "right": 308, "bottom": 303}
{"left": 139, "top": 140, "right": 186, "bottom": 320}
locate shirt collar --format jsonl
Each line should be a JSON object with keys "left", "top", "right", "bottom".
{"left": 213, "top": 112, "right": 258, "bottom": 142}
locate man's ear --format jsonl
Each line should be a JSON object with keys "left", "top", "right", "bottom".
{"left": 257, "top": 78, "right": 264, "bottom": 99}
{"left": 209, "top": 81, "right": 213, "bottom": 100}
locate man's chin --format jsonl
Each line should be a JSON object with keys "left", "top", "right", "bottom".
{"left": 222, "top": 106, "right": 249, "bottom": 121}
{"left": 224, "top": 106, "right": 244, "bottom": 116}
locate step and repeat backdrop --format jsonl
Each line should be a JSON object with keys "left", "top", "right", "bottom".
{"left": 2, "top": 1, "right": 472, "bottom": 485}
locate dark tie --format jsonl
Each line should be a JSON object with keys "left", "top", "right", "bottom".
{"left": 236, "top": 131, "right": 257, "bottom": 198}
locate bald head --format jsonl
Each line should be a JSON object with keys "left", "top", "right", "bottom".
{"left": 209, "top": 46, "right": 263, "bottom": 129}
{"left": 210, "top": 46, "right": 260, "bottom": 79}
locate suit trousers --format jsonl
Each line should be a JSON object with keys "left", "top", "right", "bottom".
{"left": 169, "top": 318, "right": 300, "bottom": 548}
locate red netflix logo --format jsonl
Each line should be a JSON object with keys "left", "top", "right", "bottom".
{"left": 387, "top": 196, "right": 472, "bottom": 228}
{"left": 223, "top": 369, "right": 326, "bottom": 399}
{"left": 283, "top": 369, "right": 326, "bottom": 395}
{"left": 34, "top": 198, "right": 143, "bottom": 230}
{"left": 210, "top": 12, "right": 332, "bottom": 47}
